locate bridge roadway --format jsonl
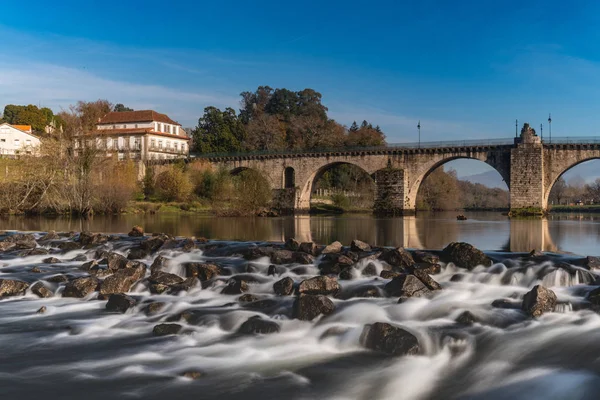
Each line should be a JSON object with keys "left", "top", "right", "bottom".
{"left": 178, "top": 131, "right": 600, "bottom": 213}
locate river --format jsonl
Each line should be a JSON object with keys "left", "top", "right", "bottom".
{"left": 2, "top": 211, "right": 600, "bottom": 255}
{"left": 2, "top": 212, "right": 600, "bottom": 399}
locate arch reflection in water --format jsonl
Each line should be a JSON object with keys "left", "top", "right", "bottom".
{"left": 1, "top": 212, "right": 600, "bottom": 255}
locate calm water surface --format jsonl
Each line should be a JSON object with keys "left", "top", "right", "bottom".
{"left": 1, "top": 211, "right": 599, "bottom": 255}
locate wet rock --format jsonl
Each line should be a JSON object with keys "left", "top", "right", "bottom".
{"left": 31, "top": 267, "right": 42, "bottom": 273}
{"left": 184, "top": 262, "right": 221, "bottom": 281}
{"left": 415, "top": 263, "right": 441, "bottom": 275}
{"left": 100, "top": 264, "right": 146, "bottom": 296}
{"left": 39, "top": 231, "right": 60, "bottom": 242}
{"left": 345, "top": 251, "right": 359, "bottom": 262}
{"left": 271, "top": 249, "right": 295, "bottom": 264}
{"left": 294, "top": 252, "right": 315, "bottom": 265}
{"left": 413, "top": 250, "right": 440, "bottom": 265}
{"left": 284, "top": 237, "right": 300, "bottom": 251}
{"left": 319, "top": 254, "right": 354, "bottom": 275}
{"left": 299, "top": 242, "right": 318, "bottom": 256}
{"left": 362, "top": 262, "right": 379, "bottom": 277}
{"left": 63, "top": 277, "right": 99, "bottom": 298}
{"left": 298, "top": 276, "right": 340, "bottom": 296}
{"left": 379, "top": 247, "right": 414, "bottom": 269}
{"left": 23, "top": 248, "right": 49, "bottom": 256}
{"left": 237, "top": 316, "right": 280, "bottom": 335}
{"left": 273, "top": 277, "right": 294, "bottom": 296}
{"left": 152, "top": 323, "right": 182, "bottom": 336}
{"left": 140, "top": 235, "right": 169, "bottom": 252}
{"left": 384, "top": 274, "right": 431, "bottom": 298}
{"left": 128, "top": 225, "right": 144, "bottom": 237}
{"left": 322, "top": 241, "right": 343, "bottom": 254}
{"left": 411, "top": 269, "right": 442, "bottom": 291}
{"left": 238, "top": 293, "right": 259, "bottom": 303}
{"left": 243, "top": 246, "right": 275, "bottom": 260}
{"left": 268, "top": 265, "right": 277, "bottom": 276}
{"left": 351, "top": 239, "right": 372, "bottom": 252}
{"left": 150, "top": 255, "right": 170, "bottom": 274}
{"left": 292, "top": 294, "right": 335, "bottom": 321}
{"left": 79, "top": 231, "right": 109, "bottom": 247}
{"left": 47, "top": 274, "right": 69, "bottom": 283}
{"left": 339, "top": 267, "right": 355, "bottom": 280}
{"left": 181, "top": 237, "right": 197, "bottom": 252}
{"left": 491, "top": 299, "right": 520, "bottom": 309}
{"left": 0, "top": 279, "right": 30, "bottom": 297}
{"left": 169, "top": 277, "right": 199, "bottom": 293}
{"left": 104, "top": 252, "right": 129, "bottom": 271}
{"left": 105, "top": 293, "right": 137, "bottom": 313}
{"left": 143, "top": 301, "right": 166, "bottom": 315}
{"left": 31, "top": 282, "right": 53, "bottom": 298}
{"left": 587, "top": 287, "right": 600, "bottom": 305}
{"left": 362, "top": 322, "right": 420, "bottom": 356}
{"left": 522, "top": 285, "right": 557, "bottom": 317}
{"left": 380, "top": 270, "right": 401, "bottom": 279}
{"left": 43, "top": 257, "right": 61, "bottom": 264}
{"left": 456, "top": 310, "right": 478, "bottom": 325}
{"left": 450, "top": 273, "right": 465, "bottom": 282}
{"left": 181, "top": 371, "right": 203, "bottom": 379}
{"left": 37, "top": 306, "right": 47, "bottom": 314}
{"left": 0, "top": 241, "right": 15, "bottom": 252}
{"left": 577, "top": 256, "right": 600, "bottom": 271}
{"left": 442, "top": 242, "right": 492, "bottom": 270}
{"left": 150, "top": 271, "right": 184, "bottom": 286}
{"left": 127, "top": 247, "right": 149, "bottom": 260}
{"left": 71, "top": 254, "right": 87, "bottom": 262}
{"left": 57, "top": 241, "right": 81, "bottom": 252}
{"left": 221, "top": 279, "right": 249, "bottom": 295}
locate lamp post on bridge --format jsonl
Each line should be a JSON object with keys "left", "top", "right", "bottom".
{"left": 515, "top": 119, "right": 518, "bottom": 138}
{"left": 540, "top": 123, "right": 543, "bottom": 142}
{"left": 548, "top": 113, "right": 552, "bottom": 144}
{"left": 417, "top": 121, "right": 421, "bottom": 149}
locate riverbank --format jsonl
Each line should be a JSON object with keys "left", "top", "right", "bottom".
{"left": 0, "top": 231, "right": 599, "bottom": 398}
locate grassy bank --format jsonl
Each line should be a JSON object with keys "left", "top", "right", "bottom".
{"left": 549, "top": 205, "right": 600, "bottom": 213}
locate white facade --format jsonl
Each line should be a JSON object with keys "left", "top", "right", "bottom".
{"left": 0, "top": 123, "right": 41, "bottom": 155}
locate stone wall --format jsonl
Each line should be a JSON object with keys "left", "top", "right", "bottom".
{"left": 373, "top": 168, "right": 408, "bottom": 215}
{"left": 510, "top": 143, "right": 544, "bottom": 209}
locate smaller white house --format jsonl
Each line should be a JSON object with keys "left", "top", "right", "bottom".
{"left": 0, "top": 123, "right": 41, "bottom": 155}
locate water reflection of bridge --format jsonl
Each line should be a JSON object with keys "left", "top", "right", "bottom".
{"left": 278, "top": 215, "right": 559, "bottom": 253}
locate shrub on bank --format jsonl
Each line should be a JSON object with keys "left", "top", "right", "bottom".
{"left": 155, "top": 166, "right": 192, "bottom": 202}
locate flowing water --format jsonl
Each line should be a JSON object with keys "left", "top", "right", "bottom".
{"left": 1, "top": 212, "right": 600, "bottom": 399}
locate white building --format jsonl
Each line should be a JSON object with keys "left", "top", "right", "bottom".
{"left": 0, "top": 123, "right": 41, "bottom": 156}
{"left": 89, "top": 110, "right": 190, "bottom": 160}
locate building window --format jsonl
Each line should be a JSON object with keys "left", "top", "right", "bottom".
{"left": 175, "top": 126, "right": 179, "bottom": 135}
{"left": 14, "top": 139, "right": 20, "bottom": 146}
{"left": 26, "top": 139, "right": 31, "bottom": 146}
{"left": 135, "top": 124, "right": 138, "bottom": 129}
{"left": 158, "top": 140, "right": 163, "bottom": 149}
{"left": 0, "top": 139, "right": 5, "bottom": 143}
{"left": 174, "top": 142, "right": 179, "bottom": 151}
{"left": 134, "top": 138, "right": 140, "bottom": 150}
{"left": 113, "top": 125, "right": 116, "bottom": 129}
{"left": 151, "top": 139, "right": 156, "bottom": 149}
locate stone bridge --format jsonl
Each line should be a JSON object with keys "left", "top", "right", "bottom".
{"left": 188, "top": 128, "right": 600, "bottom": 213}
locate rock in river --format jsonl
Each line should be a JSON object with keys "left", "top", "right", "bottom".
{"left": 379, "top": 247, "right": 414, "bottom": 269}
{"left": 351, "top": 239, "right": 372, "bottom": 252}
{"left": 63, "top": 277, "right": 99, "bottom": 298}
{"left": 384, "top": 274, "right": 431, "bottom": 298}
{"left": 237, "top": 316, "right": 280, "bottom": 335}
{"left": 152, "top": 323, "right": 182, "bottom": 336}
{"left": 273, "top": 277, "right": 294, "bottom": 296}
{"left": 105, "top": 293, "right": 137, "bottom": 313}
{"left": 522, "top": 284, "right": 557, "bottom": 317}
{"left": 362, "top": 322, "right": 420, "bottom": 356}
{"left": 292, "top": 294, "right": 335, "bottom": 321}
{"left": 443, "top": 242, "right": 492, "bottom": 270}
{"left": 298, "top": 276, "right": 340, "bottom": 296}
{"left": 0, "top": 279, "right": 30, "bottom": 297}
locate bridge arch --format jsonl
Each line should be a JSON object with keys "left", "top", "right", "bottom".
{"left": 296, "top": 160, "right": 378, "bottom": 210}
{"left": 544, "top": 155, "right": 600, "bottom": 209}
{"left": 405, "top": 155, "right": 510, "bottom": 211}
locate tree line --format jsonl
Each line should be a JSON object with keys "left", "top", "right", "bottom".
{"left": 191, "top": 86, "right": 386, "bottom": 154}
{"left": 417, "top": 168, "right": 510, "bottom": 210}
{"left": 548, "top": 176, "right": 600, "bottom": 206}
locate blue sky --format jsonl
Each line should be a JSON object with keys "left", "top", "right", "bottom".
{"left": 1, "top": 0, "right": 600, "bottom": 179}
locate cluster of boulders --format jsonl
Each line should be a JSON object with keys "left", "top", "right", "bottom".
{"left": 0, "top": 229, "right": 597, "bottom": 358}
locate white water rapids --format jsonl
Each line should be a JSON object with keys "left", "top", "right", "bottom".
{"left": 0, "top": 231, "right": 599, "bottom": 400}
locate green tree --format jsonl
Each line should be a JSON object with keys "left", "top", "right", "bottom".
{"left": 114, "top": 103, "right": 134, "bottom": 112}
{"left": 239, "top": 86, "right": 273, "bottom": 123}
{"left": 191, "top": 107, "right": 246, "bottom": 154}
{"left": 346, "top": 121, "right": 386, "bottom": 147}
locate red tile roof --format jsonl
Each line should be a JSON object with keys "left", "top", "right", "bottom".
{"left": 97, "top": 110, "right": 180, "bottom": 125}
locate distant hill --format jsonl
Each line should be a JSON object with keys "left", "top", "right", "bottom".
{"left": 459, "top": 170, "right": 508, "bottom": 189}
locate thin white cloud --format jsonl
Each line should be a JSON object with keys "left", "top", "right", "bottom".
{"left": 0, "top": 62, "right": 239, "bottom": 126}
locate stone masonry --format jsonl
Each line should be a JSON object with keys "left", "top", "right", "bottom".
{"left": 150, "top": 129, "right": 600, "bottom": 213}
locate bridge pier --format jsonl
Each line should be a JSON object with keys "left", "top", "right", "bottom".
{"left": 373, "top": 168, "right": 413, "bottom": 215}
{"left": 509, "top": 127, "right": 546, "bottom": 214}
